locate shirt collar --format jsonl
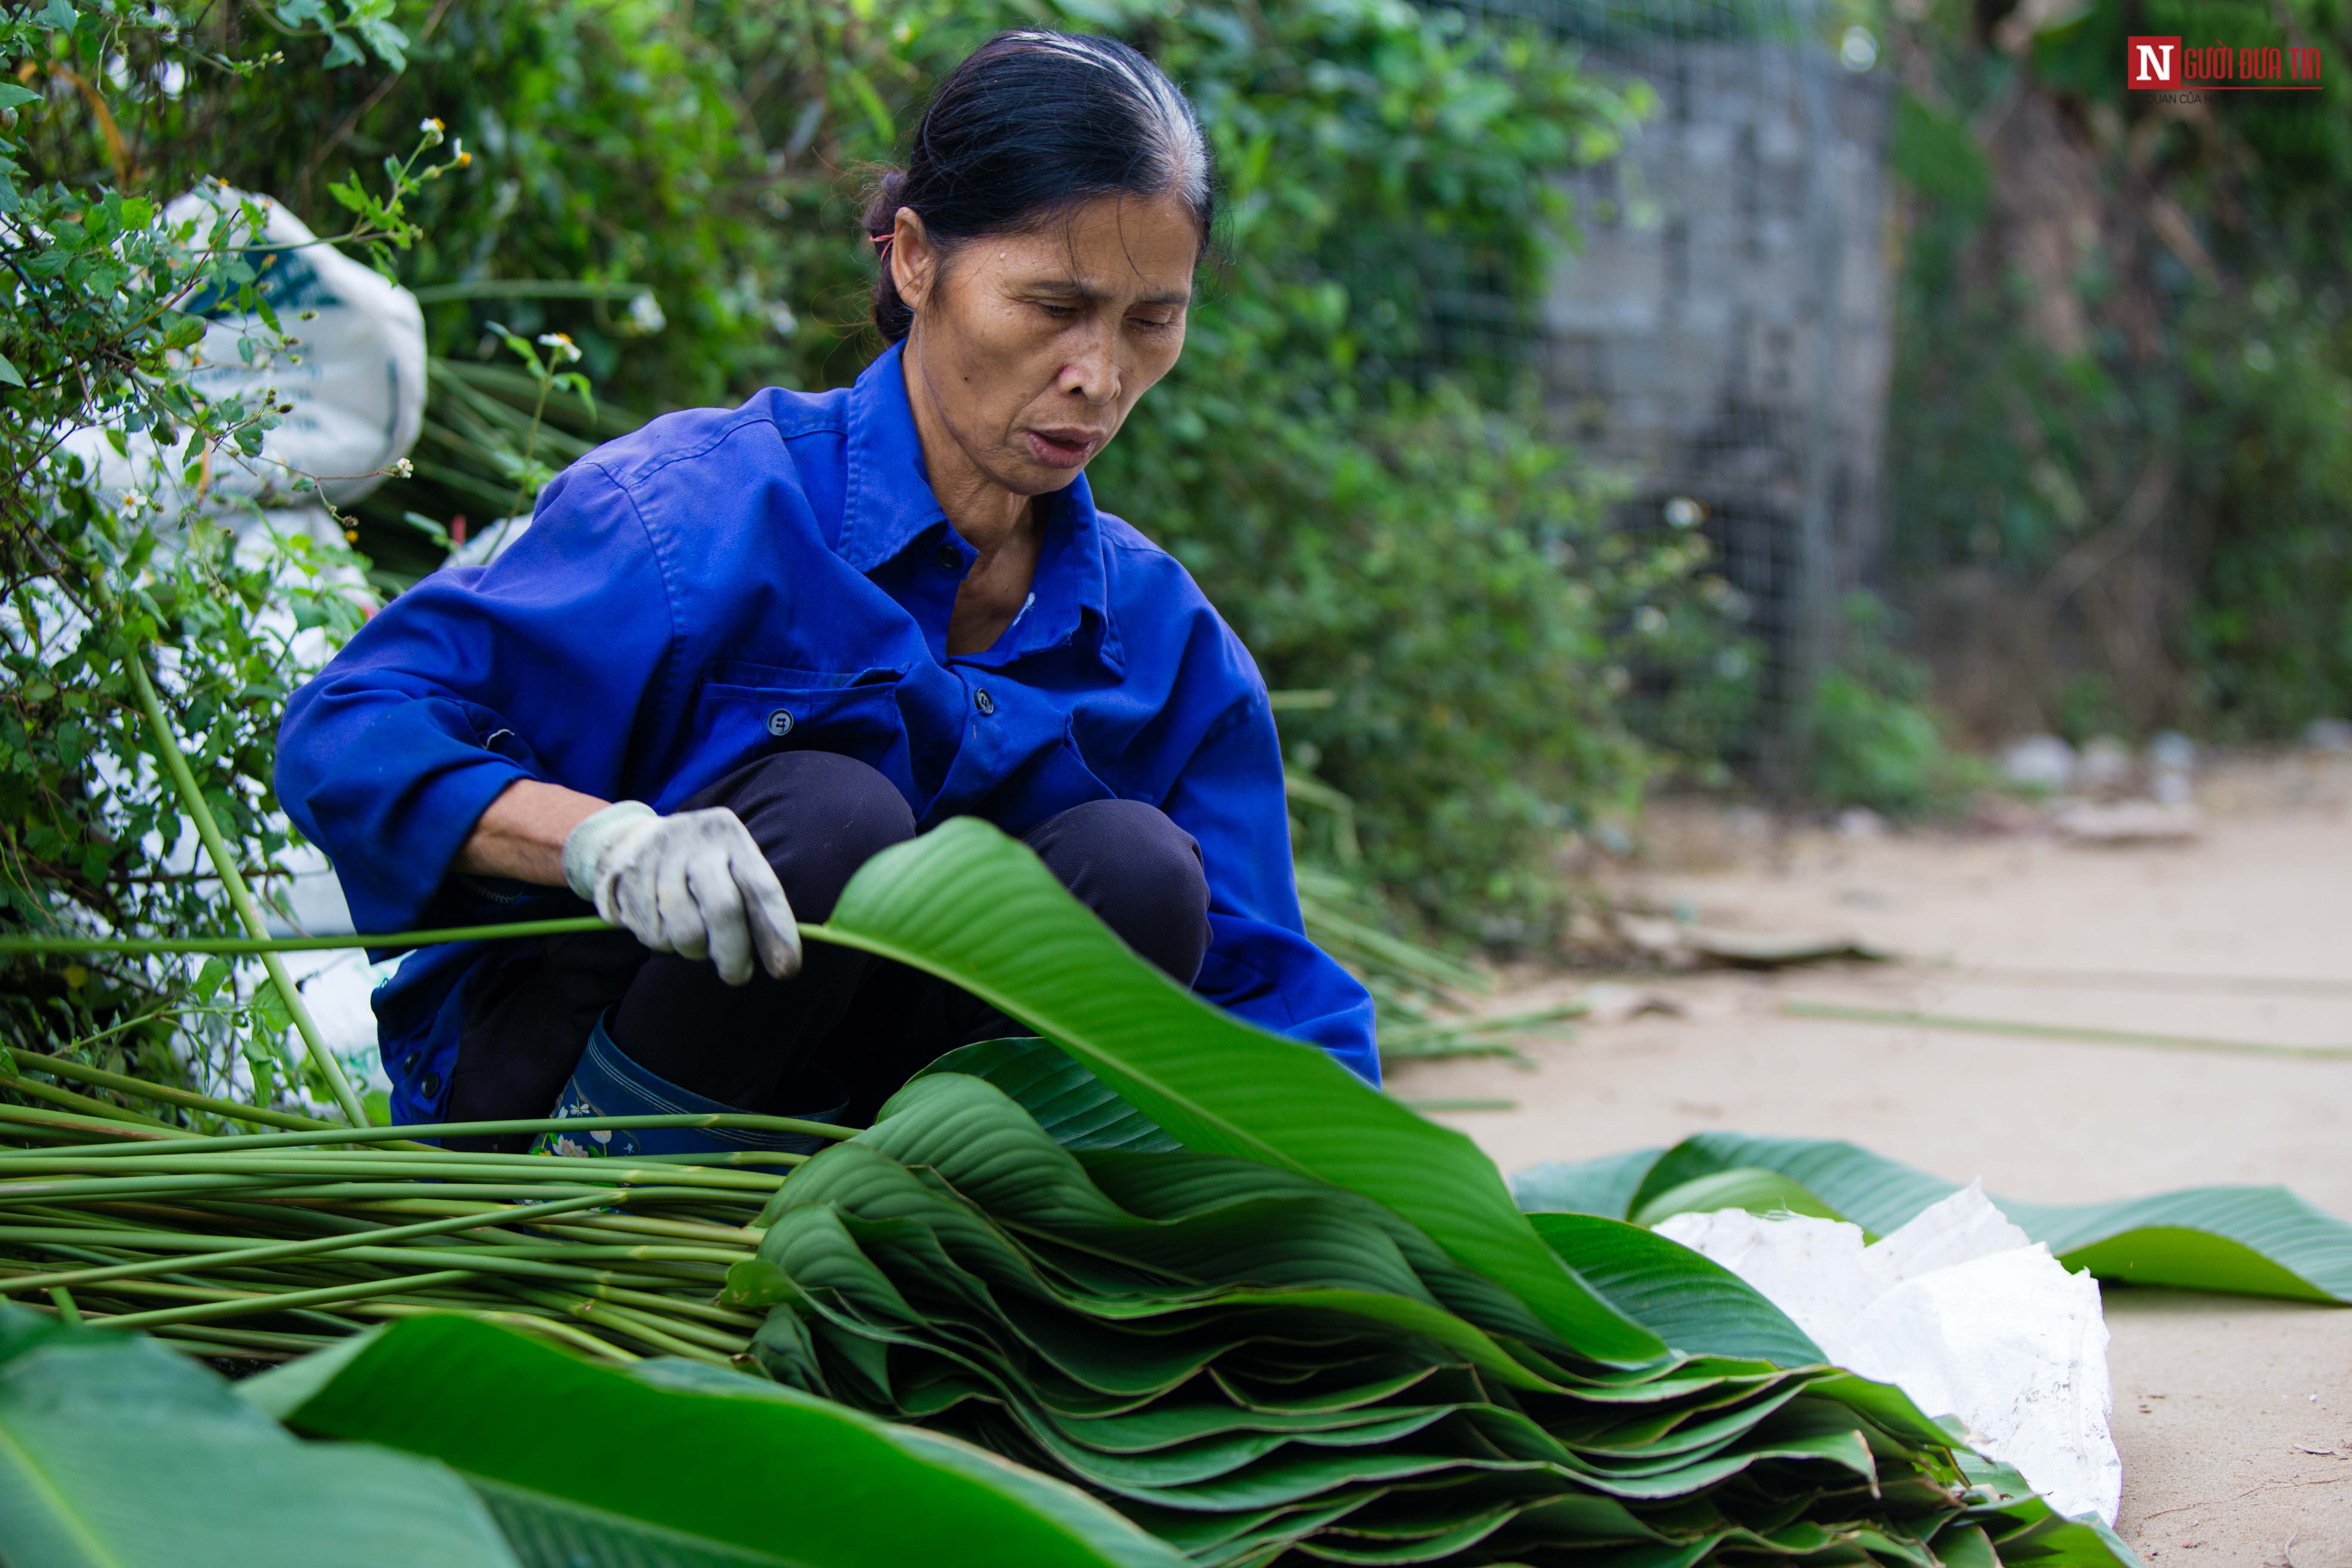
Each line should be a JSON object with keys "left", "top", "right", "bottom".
{"left": 839, "top": 340, "right": 1119, "bottom": 673}
{"left": 839, "top": 340, "right": 948, "bottom": 576}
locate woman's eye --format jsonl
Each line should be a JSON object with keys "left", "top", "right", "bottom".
{"left": 1036, "top": 302, "right": 1078, "bottom": 320}
{"left": 1130, "top": 315, "right": 1178, "bottom": 333}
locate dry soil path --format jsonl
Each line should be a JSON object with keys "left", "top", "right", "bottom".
{"left": 1390, "top": 753, "right": 2352, "bottom": 1566}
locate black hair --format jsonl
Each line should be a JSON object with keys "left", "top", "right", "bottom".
{"left": 864, "top": 31, "right": 1214, "bottom": 344}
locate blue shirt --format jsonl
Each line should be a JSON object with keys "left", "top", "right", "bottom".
{"left": 278, "top": 342, "right": 1379, "bottom": 1122}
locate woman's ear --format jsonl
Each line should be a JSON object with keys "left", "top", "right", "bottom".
{"left": 891, "top": 209, "right": 937, "bottom": 317}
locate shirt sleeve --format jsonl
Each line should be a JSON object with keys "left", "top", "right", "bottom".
{"left": 1159, "top": 689, "right": 1381, "bottom": 1086}
{"left": 275, "top": 463, "right": 677, "bottom": 933}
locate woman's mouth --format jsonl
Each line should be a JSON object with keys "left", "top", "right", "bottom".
{"left": 1023, "top": 428, "right": 1102, "bottom": 469}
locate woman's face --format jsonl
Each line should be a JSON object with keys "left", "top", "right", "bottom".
{"left": 892, "top": 191, "right": 1196, "bottom": 498}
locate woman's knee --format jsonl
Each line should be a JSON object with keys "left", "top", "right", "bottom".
{"left": 1026, "top": 798, "right": 1210, "bottom": 985}
{"left": 687, "top": 751, "right": 915, "bottom": 919}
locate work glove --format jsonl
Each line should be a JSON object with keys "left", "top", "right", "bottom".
{"left": 562, "top": 802, "right": 802, "bottom": 986}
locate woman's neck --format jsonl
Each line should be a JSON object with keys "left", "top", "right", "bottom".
{"left": 902, "top": 340, "right": 1047, "bottom": 656}
{"left": 902, "top": 338, "right": 1035, "bottom": 561}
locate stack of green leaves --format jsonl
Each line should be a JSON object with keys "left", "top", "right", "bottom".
{"left": 0, "top": 1305, "right": 1191, "bottom": 1567}
{"left": 717, "top": 1050, "right": 2123, "bottom": 1564}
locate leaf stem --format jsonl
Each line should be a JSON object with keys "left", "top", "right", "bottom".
{"left": 0, "top": 1111, "right": 850, "bottom": 1160}
{"left": 4, "top": 1047, "right": 336, "bottom": 1134}
{"left": 0, "top": 915, "right": 612, "bottom": 957}
{"left": 0, "top": 1192, "right": 624, "bottom": 1297}
{"left": 95, "top": 1268, "right": 482, "bottom": 1330}
{"left": 124, "top": 657, "right": 368, "bottom": 1127}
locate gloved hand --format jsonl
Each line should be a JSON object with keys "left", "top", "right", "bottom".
{"left": 562, "top": 802, "right": 802, "bottom": 985}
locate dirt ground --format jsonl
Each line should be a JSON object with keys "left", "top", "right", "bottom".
{"left": 1390, "top": 751, "right": 2352, "bottom": 1565}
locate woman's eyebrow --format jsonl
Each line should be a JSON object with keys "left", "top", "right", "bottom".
{"left": 1021, "top": 278, "right": 1192, "bottom": 308}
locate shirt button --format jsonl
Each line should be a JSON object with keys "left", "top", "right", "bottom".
{"left": 417, "top": 1070, "right": 444, "bottom": 1100}
{"left": 974, "top": 689, "right": 995, "bottom": 716}
{"left": 934, "top": 543, "right": 962, "bottom": 570}
{"left": 766, "top": 708, "right": 795, "bottom": 738}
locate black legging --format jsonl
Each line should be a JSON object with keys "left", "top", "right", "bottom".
{"left": 444, "top": 751, "right": 1211, "bottom": 1150}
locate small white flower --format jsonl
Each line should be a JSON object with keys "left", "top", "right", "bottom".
{"left": 536, "top": 331, "right": 582, "bottom": 365}
{"left": 418, "top": 117, "right": 446, "bottom": 147}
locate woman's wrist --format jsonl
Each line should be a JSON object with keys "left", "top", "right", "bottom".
{"left": 456, "top": 779, "right": 613, "bottom": 886}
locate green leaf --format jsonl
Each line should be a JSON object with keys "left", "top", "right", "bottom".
{"left": 814, "top": 820, "right": 1665, "bottom": 1365}
{"left": 1515, "top": 1131, "right": 2352, "bottom": 1303}
{"left": 915, "top": 1037, "right": 1181, "bottom": 1154}
{"left": 0, "top": 351, "right": 20, "bottom": 390}
{"left": 0, "top": 84, "right": 42, "bottom": 111}
{"left": 735, "top": 1070, "right": 2112, "bottom": 1563}
{"left": 0, "top": 1307, "right": 518, "bottom": 1568}
{"left": 192, "top": 955, "right": 232, "bottom": 1002}
{"left": 1629, "top": 1167, "right": 1850, "bottom": 1231}
{"left": 1525, "top": 1212, "right": 1825, "bottom": 1368}
{"left": 247, "top": 1315, "right": 1188, "bottom": 1568}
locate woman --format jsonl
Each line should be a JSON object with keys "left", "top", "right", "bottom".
{"left": 279, "top": 31, "right": 1378, "bottom": 1157}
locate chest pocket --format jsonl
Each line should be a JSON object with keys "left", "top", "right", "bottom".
{"left": 691, "top": 662, "right": 906, "bottom": 780}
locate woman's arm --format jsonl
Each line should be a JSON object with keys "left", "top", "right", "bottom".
{"left": 277, "top": 462, "right": 675, "bottom": 932}
{"left": 1158, "top": 691, "right": 1381, "bottom": 1085}
{"left": 453, "top": 780, "right": 611, "bottom": 885}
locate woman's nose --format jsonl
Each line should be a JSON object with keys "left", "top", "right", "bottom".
{"left": 1058, "top": 333, "right": 1121, "bottom": 404}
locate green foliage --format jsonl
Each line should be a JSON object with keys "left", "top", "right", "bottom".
{"left": 1516, "top": 1132, "right": 2352, "bottom": 1303}
{"left": 0, "top": 3, "right": 442, "bottom": 1098}
{"left": 1807, "top": 597, "right": 1988, "bottom": 818}
{"left": 1884, "top": 0, "right": 2352, "bottom": 737}
{"left": 0, "top": 1304, "right": 518, "bottom": 1566}
{"left": 1524, "top": 1210, "right": 1825, "bottom": 1366}
{"left": 730, "top": 1066, "right": 2122, "bottom": 1563}
{"left": 817, "top": 816, "right": 1666, "bottom": 1361}
{"left": 139, "top": 0, "right": 1722, "bottom": 932}
{"left": 253, "top": 1315, "right": 1188, "bottom": 1568}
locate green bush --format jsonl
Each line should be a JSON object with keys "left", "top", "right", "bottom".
{"left": 1884, "top": 0, "right": 2352, "bottom": 738}
{"left": 1808, "top": 597, "right": 1988, "bottom": 818}
{"left": 0, "top": 1, "right": 422, "bottom": 1096}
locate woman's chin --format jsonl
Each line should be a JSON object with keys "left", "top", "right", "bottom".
{"left": 1001, "top": 451, "right": 1090, "bottom": 493}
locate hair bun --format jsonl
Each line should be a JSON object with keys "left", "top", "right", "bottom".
{"left": 862, "top": 171, "right": 909, "bottom": 237}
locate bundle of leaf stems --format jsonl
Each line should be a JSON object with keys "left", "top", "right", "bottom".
{"left": 0, "top": 1045, "right": 848, "bottom": 1369}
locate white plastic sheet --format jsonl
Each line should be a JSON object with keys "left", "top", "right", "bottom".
{"left": 1657, "top": 1185, "right": 2122, "bottom": 1524}
{"left": 62, "top": 187, "right": 425, "bottom": 517}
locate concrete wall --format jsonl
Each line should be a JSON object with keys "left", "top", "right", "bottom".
{"left": 1544, "top": 43, "right": 1893, "bottom": 700}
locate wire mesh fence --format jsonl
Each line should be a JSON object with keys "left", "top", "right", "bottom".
{"left": 1426, "top": 0, "right": 1894, "bottom": 788}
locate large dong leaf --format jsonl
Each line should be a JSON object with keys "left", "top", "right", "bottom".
{"left": 0, "top": 1306, "right": 518, "bottom": 1568}
{"left": 926, "top": 1041, "right": 1833, "bottom": 1369}
{"left": 1513, "top": 1131, "right": 2352, "bottom": 1303}
{"left": 731, "top": 1073, "right": 2117, "bottom": 1567}
{"left": 1525, "top": 1213, "right": 1826, "bottom": 1368}
{"left": 813, "top": 819, "right": 1665, "bottom": 1365}
{"left": 916, "top": 1037, "right": 1182, "bottom": 1153}
{"left": 243, "top": 1314, "right": 1188, "bottom": 1568}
